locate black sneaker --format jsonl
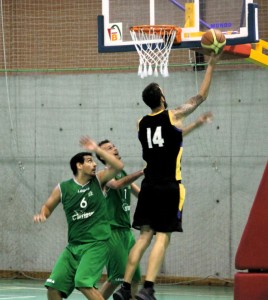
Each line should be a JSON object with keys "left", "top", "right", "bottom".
{"left": 113, "top": 286, "right": 132, "bottom": 300}
{"left": 135, "top": 287, "right": 156, "bottom": 300}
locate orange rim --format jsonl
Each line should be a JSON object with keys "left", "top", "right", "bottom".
{"left": 130, "top": 25, "right": 182, "bottom": 44}
{"left": 130, "top": 25, "right": 180, "bottom": 33}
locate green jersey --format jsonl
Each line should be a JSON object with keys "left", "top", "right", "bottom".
{"left": 59, "top": 177, "right": 111, "bottom": 245}
{"left": 106, "top": 170, "right": 131, "bottom": 229}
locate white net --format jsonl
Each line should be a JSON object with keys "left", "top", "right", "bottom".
{"left": 130, "top": 25, "right": 181, "bottom": 78}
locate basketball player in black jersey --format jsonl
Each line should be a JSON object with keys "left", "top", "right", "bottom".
{"left": 113, "top": 53, "right": 221, "bottom": 300}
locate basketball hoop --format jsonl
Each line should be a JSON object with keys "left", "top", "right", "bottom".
{"left": 129, "top": 25, "right": 181, "bottom": 78}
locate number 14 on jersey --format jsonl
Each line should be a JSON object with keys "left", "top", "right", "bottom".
{"left": 147, "top": 126, "right": 164, "bottom": 148}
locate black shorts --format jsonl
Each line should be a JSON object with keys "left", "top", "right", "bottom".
{"left": 132, "top": 179, "right": 184, "bottom": 233}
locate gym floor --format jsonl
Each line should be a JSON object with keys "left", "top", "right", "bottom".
{"left": 0, "top": 279, "right": 233, "bottom": 299}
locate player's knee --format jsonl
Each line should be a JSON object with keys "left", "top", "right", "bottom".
{"left": 47, "top": 287, "right": 63, "bottom": 300}
{"left": 78, "top": 287, "right": 95, "bottom": 296}
{"left": 155, "top": 232, "right": 171, "bottom": 248}
{"left": 137, "top": 236, "right": 152, "bottom": 251}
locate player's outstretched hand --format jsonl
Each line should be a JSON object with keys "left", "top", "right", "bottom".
{"left": 197, "top": 111, "right": 214, "bottom": 125}
{"left": 33, "top": 213, "right": 47, "bottom": 223}
{"left": 80, "top": 135, "right": 98, "bottom": 152}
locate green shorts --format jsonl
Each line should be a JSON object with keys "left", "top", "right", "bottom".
{"left": 45, "top": 241, "right": 108, "bottom": 298}
{"left": 106, "top": 228, "right": 141, "bottom": 284}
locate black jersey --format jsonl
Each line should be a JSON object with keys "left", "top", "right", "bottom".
{"left": 138, "top": 109, "right": 183, "bottom": 182}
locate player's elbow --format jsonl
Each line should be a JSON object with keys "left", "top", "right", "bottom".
{"left": 196, "top": 93, "right": 206, "bottom": 103}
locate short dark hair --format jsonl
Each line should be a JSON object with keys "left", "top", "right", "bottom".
{"left": 96, "top": 139, "right": 110, "bottom": 165}
{"left": 70, "top": 152, "right": 92, "bottom": 175}
{"left": 142, "top": 82, "right": 162, "bottom": 109}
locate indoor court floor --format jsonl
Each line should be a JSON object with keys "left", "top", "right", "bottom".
{"left": 0, "top": 279, "right": 234, "bottom": 300}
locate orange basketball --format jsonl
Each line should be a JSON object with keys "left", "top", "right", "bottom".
{"left": 201, "top": 29, "right": 226, "bottom": 54}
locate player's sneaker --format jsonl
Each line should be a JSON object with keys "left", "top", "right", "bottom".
{"left": 135, "top": 287, "right": 157, "bottom": 300}
{"left": 113, "top": 286, "right": 132, "bottom": 300}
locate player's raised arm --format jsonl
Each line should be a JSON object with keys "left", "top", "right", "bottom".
{"left": 80, "top": 135, "right": 124, "bottom": 186}
{"left": 182, "top": 111, "right": 213, "bottom": 137}
{"left": 107, "top": 170, "right": 144, "bottom": 190}
{"left": 198, "top": 54, "right": 220, "bottom": 100}
{"left": 172, "top": 53, "right": 221, "bottom": 121}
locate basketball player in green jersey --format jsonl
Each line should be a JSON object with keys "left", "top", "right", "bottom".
{"left": 33, "top": 136, "right": 124, "bottom": 300}
{"left": 96, "top": 140, "right": 144, "bottom": 300}
{"left": 114, "top": 53, "right": 221, "bottom": 300}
